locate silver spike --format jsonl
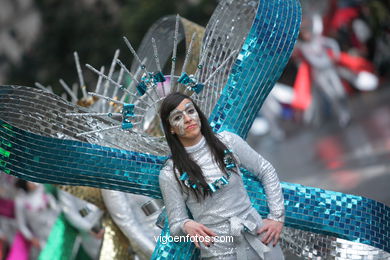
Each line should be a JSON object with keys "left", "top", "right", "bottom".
{"left": 195, "top": 20, "right": 220, "bottom": 79}
{"left": 170, "top": 14, "right": 180, "bottom": 92}
{"left": 66, "top": 112, "right": 143, "bottom": 118}
{"left": 152, "top": 38, "right": 162, "bottom": 72}
{"left": 76, "top": 125, "right": 122, "bottom": 137}
{"left": 72, "top": 83, "right": 78, "bottom": 99}
{"left": 127, "top": 57, "right": 146, "bottom": 96}
{"left": 87, "top": 92, "right": 125, "bottom": 105}
{"left": 86, "top": 64, "right": 123, "bottom": 89}
{"left": 103, "top": 49, "right": 120, "bottom": 99}
{"left": 120, "top": 58, "right": 146, "bottom": 104}
{"left": 123, "top": 36, "right": 150, "bottom": 76}
{"left": 116, "top": 59, "right": 139, "bottom": 84}
{"left": 87, "top": 92, "right": 148, "bottom": 111}
{"left": 110, "top": 67, "right": 125, "bottom": 112}
{"left": 181, "top": 33, "right": 197, "bottom": 76}
{"left": 47, "top": 86, "right": 53, "bottom": 93}
{"left": 61, "top": 92, "right": 67, "bottom": 100}
{"left": 66, "top": 112, "right": 123, "bottom": 117}
{"left": 148, "top": 39, "right": 165, "bottom": 100}
{"left": 74, "top": 51, "right": 87, "bottom": 99}
{"left": 203, "top": 50, "right": 238, "bottom": 86}
{"left": 34, "top": 82, "right": 52, "bottom": 93}
{"left": 59, "top": 79, "right": 78, "bottom": 103}
{"left": 94, "top": 66, "right": 105, "bottom": 95}
{"left": 123, "top": 36, "right": 143, "bottom": 66}
{"left": 112, "top": 67, "right": 124, "bottom": 99}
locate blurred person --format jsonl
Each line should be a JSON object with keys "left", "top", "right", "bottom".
{"left": 57, "top": 189, "right": 104, "bottom": 260}
{"left": 102, "top": 190, "right": 163, "bottom": 260}
{"left": 366, "top": 1, "right": 390, "bottom": 78}
{"left": 326, "top": 0, "right": 364, "bottom": 54}
{"left": 0, "top": 229, "right": 7, "bottom": 260}
{"left": 0, "top": 173, "right": 17, "bottom": 260}
{"left": 294, "top": 14, "right": 351, "bottom": 127}
{"left": 324, "top": 0, "right": 388, "bottom": 64}
{"left": 8, "top": 180, "right": 59, "bottom": 260}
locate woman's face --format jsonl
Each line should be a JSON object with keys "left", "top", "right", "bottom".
{"left": 26, "top": 181, "right": 38, "bottom": 191}
{"left": 169, "top": 98, "right": 202, "bottom": 144}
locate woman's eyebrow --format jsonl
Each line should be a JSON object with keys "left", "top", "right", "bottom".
{"left": 169, "top": 109, "right": 184, "bottom": 116}
{"left": 184, "top": 102, "right": 193, "bottom": 108}
{"left": 169, "top": 102, "right": 194, "bottom": 117}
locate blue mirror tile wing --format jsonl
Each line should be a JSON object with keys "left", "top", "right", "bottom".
{"left": 1, "top": 119, "right": 389, "bottom": 254}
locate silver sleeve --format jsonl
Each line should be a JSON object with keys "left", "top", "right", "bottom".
{"left": 101, "top": 189, "right": 156, "bottom": 259}
{"left": 158, "top": 161, "right": 190, "bottom": 236}
{"left": 224, "top": 131, "right": 285, "bottom": 222}
{"left": 323, "top": 36, "right": 341, "bottom": 59}
{"left": 300, "top": 40, "right": 331, "bottom": 68}
{"left": 15, "top": 196, "right": 33, "bottom": 240}
{"left": 58, "top": 190, "right": 102, "bottom": 233}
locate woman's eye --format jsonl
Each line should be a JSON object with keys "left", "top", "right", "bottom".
{"left": 173, "top": 115, "right": 182, "bottom": 121}
{"left": 187, "top": 108, "right": 196, "bottom": 114}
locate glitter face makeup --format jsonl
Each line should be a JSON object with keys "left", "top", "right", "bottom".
{"left": 169, "top": 101, "right": 201, "bottom": 136}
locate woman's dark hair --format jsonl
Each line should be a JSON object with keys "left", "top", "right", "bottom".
{"left": 15, "top": 179, "right": 28, "bottom": 192}
{"left": 160, "top": 92, "right": 237, "bottom": 200}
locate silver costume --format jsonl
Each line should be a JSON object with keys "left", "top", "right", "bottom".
{"left": 101, "top": 190, "right": 163, "bottom": 259}
{"left": 0, "top": 173, "right": 17, "bottom": 245}
{"left": 298, "top": 14, "right": 350, "bottom": 127}
{"left": 15, "top": 184, "right": 59, "bottom": 258}
{"left": 159, "top": 131, "right": 285, "bottom": 259}
{"left": 58, "top": 190, "right": 103, "bottom": 259}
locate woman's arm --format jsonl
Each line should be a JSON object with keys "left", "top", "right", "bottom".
{"left": 58, "top": 190, "right": 102, "bottom": 233}
{"left": 322, "top": 36, "right": 341, "bottom": 59}
{"left": 222, "top": 131, "right": 285, "bottom": 222}
{"left": 102, "top": 190, "right": 156, "bottom": 258}
{"left": 15, "top": 196, "right": 34, "bottom": 240}
{"left": 159, "top": 161, "right": 191, "bottom": 236}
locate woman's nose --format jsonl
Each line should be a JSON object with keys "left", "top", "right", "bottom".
{"left": 183, "top": 113, "right": 192, "bottom": 122}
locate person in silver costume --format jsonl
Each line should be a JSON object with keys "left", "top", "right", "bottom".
{"left": 58, "top": 190, "right": 103, "bottom": 259}
{"left": 14, "top": 180, "right": 59, "bottom": 259}
{"left": 297, "top": 14, "right": 351, "bottom": 127}
{"left": 0, "top": 173, "right": 17, "bottom": 249}
{"left": 101, "top": 190, "right": 163, "bottom": 259}
{"left": 158, "top": 93, "right": 285, "bottom": 259}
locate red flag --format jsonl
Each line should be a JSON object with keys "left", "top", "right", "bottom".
{"left": 292, "top": 61, "right": 312, "bottom": 110}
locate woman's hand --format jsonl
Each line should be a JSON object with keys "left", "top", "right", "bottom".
{"left": 183, "top": 220, "right": 217, "bottom": 248}
{"left": 257, "top": 219, "right": 283, "bottom": 247}
{"left": 90, "top": 228, "right": 105, "bottom": 239}
{"left": 30, "top": 237, "right": 41, "bottom": 248}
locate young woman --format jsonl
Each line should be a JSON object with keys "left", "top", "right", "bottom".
{"left": 11, "top": 180, "right": 59, "bottom": 260}
{"left": 159, "top": 92, "right": 285, "bottom": 259}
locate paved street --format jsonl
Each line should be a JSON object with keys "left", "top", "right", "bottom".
{"left": 248, "top": 86, "right": 390, "bottom": 207}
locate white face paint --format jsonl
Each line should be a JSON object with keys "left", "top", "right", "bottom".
{"left": 169, "top": 102, "right": 201, "bottom": 136}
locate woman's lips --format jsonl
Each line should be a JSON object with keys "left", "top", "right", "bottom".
{"left": 186, "top": 124, "right": 197, "bottom": 130}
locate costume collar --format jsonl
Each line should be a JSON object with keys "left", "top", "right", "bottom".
{"left": 184, "top": 135, "right": 206, "bottom": 154}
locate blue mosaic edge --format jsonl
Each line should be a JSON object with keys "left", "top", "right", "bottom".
{"left": 1, "top": 121, "right": 389, "bottom": 253}
{"left": 209, "top": 0, "right": 302, "bottom": 139}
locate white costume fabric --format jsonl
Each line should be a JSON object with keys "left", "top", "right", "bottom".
{"left": 298, "top": 35, "right": 350, "bottom": 126}
{"left": 0, "top": 173, "right": 17, "bottom": 244}
{"left": 58, "top": 190, "right": 103, "bottom": 259}
{"left": 102, "top": 190, "right": 162, "bottom": 259}
{"left": 15, "top": 184, "right": 59, "bottom": 258}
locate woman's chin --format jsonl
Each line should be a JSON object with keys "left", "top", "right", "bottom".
{"left": 184, "top": 129, "right": 201, "bottom": 139}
